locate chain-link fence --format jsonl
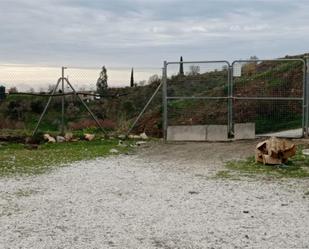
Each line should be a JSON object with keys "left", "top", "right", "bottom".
{"left": 1, "top": 58, "right": 308, "bottom": 140}
{"left": 0, "top": 64, "right": 162, "bottom": 137}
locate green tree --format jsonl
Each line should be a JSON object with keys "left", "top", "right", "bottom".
{"left": 130, "top": 68, "right": 134, "bottom": 87}
{"left": 96, "top": 66, "right": 108, "bottom": 94}
{"left": 179, "top": 56, "right": 184, "bottom": 76}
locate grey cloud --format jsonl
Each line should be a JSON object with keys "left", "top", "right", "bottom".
{"left": 0, "top": 0, "right": 309, "bottom": 68}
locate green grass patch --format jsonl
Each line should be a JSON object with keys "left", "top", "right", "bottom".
{"left": 225, "top": 148, "right": 309, "bottom": 179}
{"left": 0, "top": 139, "right": 131, "bottom": 177}
{"left": 214, "top": 170, "right": 234, "bottom": 179}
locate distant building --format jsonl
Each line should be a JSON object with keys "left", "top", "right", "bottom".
{"left": 79, "top": 91, "right": 97, "bottom": 102}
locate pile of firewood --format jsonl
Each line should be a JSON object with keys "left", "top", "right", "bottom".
{"left": 255, "top": 137, "right": 296, "bottom": 165}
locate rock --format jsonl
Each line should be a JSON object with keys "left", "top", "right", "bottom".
{"left": 117, "top": 140, "right": 127, "bottom": 147}
{"left": 136, "top": 141, "right": 147, "bottom": 146}
{"left": 84, "top": 133, "right": 95, "bottom": 141}
{"left": 64, "top": 132, "right": 73, "bottom": 142}
{"left": 140, "top": 132, "right": 148, "bottom": 140}
{"left": 128, "top": 134, "right": 141, "bottom": 139}
{"left": 43, "top": 134, "right": 56, "bottom": 143}
{"left": 109, "top": 149, "right": 119, "bottom": 154}
{"left": 118, "top": 134, "right": 126, "bottom": 140}
{"left": 56, "top": 136, "right": 65, "bottom": 143}
{"left": 302, "top": 149, "right": 309, "bottom": 156}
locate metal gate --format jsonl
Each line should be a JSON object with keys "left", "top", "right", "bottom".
{"left": 163, "top": 58, "right": 308, "bottom": 141}
{"left": 232, "top": 59, "right": 306, "bottom": 139}
{"left": 163, "top": 61, "right": 231, "bottom": 141}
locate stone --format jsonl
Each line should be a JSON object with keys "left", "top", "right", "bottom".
{"left": 64, "top": 132, "right": 73, "bottom": 142}
{"left": 56, "top": 136, "right": 65, "bottom": 143}
{"left": 136, "top": 141, "right": 147, "bottom": 146}
{"left": 234, "top": 123, "right": 255, "bottom": 140}
{"left": 43, "top": 134, "right": 56, "bottom": 143}
{"left": 109, "top": 149, "right": 119, "bottom": 154}
{"left": 140, "top": 132, "right": 148, "bottom": 140}
{"left": 117, "top": 140, "right": 127, "bottom": 147}
{"left": 128, "top": 134, "right": 141, "bottom": 139}
{"left": 118, "top": 134, "right": 126, "bottom": 140}
{"left": 84, "top": 133, "right": 95, "bottom": 141}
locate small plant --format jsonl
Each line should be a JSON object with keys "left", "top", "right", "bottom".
{"left": 215, "top": 170, "right": 232, "bottom": 179}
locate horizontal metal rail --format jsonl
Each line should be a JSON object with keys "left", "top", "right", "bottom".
{"left": 167, "top": 60, "right": 231, "bottom": 66}
{"left": 233, "top": 97, "right": 303, "bottom": 101}
{"left": 167, "top": 96, "right": 228, "bottom": 100}
{"left": 167, "top": 96, "right": 303, "bottom": 101}
{"left": 232, "top": 58, "right": 306, "bottom": 65}
{"left": 5, "top": 92, "right": 128, "bottom": 98}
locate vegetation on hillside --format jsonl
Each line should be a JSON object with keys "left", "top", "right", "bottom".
{"left": 0, "top": 54, "right": 306, "bottom": 138}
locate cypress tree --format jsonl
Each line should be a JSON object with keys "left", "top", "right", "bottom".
{"left": 130, "top": 68, "right": 134, "bottom": 87}
{"left": 96, "top": 66, "right": 108, "bottom": 94}
{"left": 179, "top": 56, "right": 184, "bottom": 76}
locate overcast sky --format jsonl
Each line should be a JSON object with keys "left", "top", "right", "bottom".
{"left": 1, "top": 0, "right": 309, "bottom": 90}
{"left": 1, "top": 0, "right": 309, "bottom": 68}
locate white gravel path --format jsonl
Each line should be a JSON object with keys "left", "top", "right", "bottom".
{"left": 0, "top": 146, "right": 309, "bottom": 248}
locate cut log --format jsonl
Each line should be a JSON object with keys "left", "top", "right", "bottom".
{"left": 255, "top": 137, "right": 296, "bottom": 165}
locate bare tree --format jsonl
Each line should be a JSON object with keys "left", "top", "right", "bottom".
{"left": 188, "top": 65, "right": 200, "bottom": 76}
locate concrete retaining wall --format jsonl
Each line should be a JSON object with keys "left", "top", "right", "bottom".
{"left": 167, "top": 125, "right": 228, "bottom": 141}
{"left": 234, "top": 123, "right": 255, "bottom": 140}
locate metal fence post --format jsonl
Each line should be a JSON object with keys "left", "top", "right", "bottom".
{"left": 228, "top": 64, "right": 233, "bottom": 137}
{"left": 61, "top": 66, "right": 66, "bottom": 135}
{"left": 306, "top": 57, "right": 309, "bottom": 137}
{"left": 162, "top": 61, "right": 168, "bottom": 142}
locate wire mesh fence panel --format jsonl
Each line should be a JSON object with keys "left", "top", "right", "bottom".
{"left": 233, "top": 99, "right": 303, "bottom": 135}
{"left": 166, "top": 62, "right": 229, "bottom": 98}
{"left": 232, "top": 59, "right": 305, "bottom": 137}
{"left": 0, "top": 64, "right": 60, "bottom": 92}
{"left": 167, "top": 98, "right": 228, "bottom": 126}
{"left": 0, "top": 65, "right": 61, "bottom": 133}
{"left": 64, "top": 66, "right": 163, "bottom": 136}
{"left": 0, "top": 64, "right": 163, "bottom": 136}
{"left": 165, "top": 61, "right": 230, "bottom": 130}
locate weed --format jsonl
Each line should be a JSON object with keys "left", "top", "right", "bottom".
{"left": 215, "top": 170, "right": 232, "bottom": 179}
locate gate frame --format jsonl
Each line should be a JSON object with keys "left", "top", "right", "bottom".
{"left": 163, "top": 58, "right": 309, "bottom": 142}
{"left": 163, "top": 60, "right": 231, "bottom": 141}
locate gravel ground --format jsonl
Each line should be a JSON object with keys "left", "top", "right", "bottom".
{"left": 0, "top": 141, "right": 309, "bottom": 249}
